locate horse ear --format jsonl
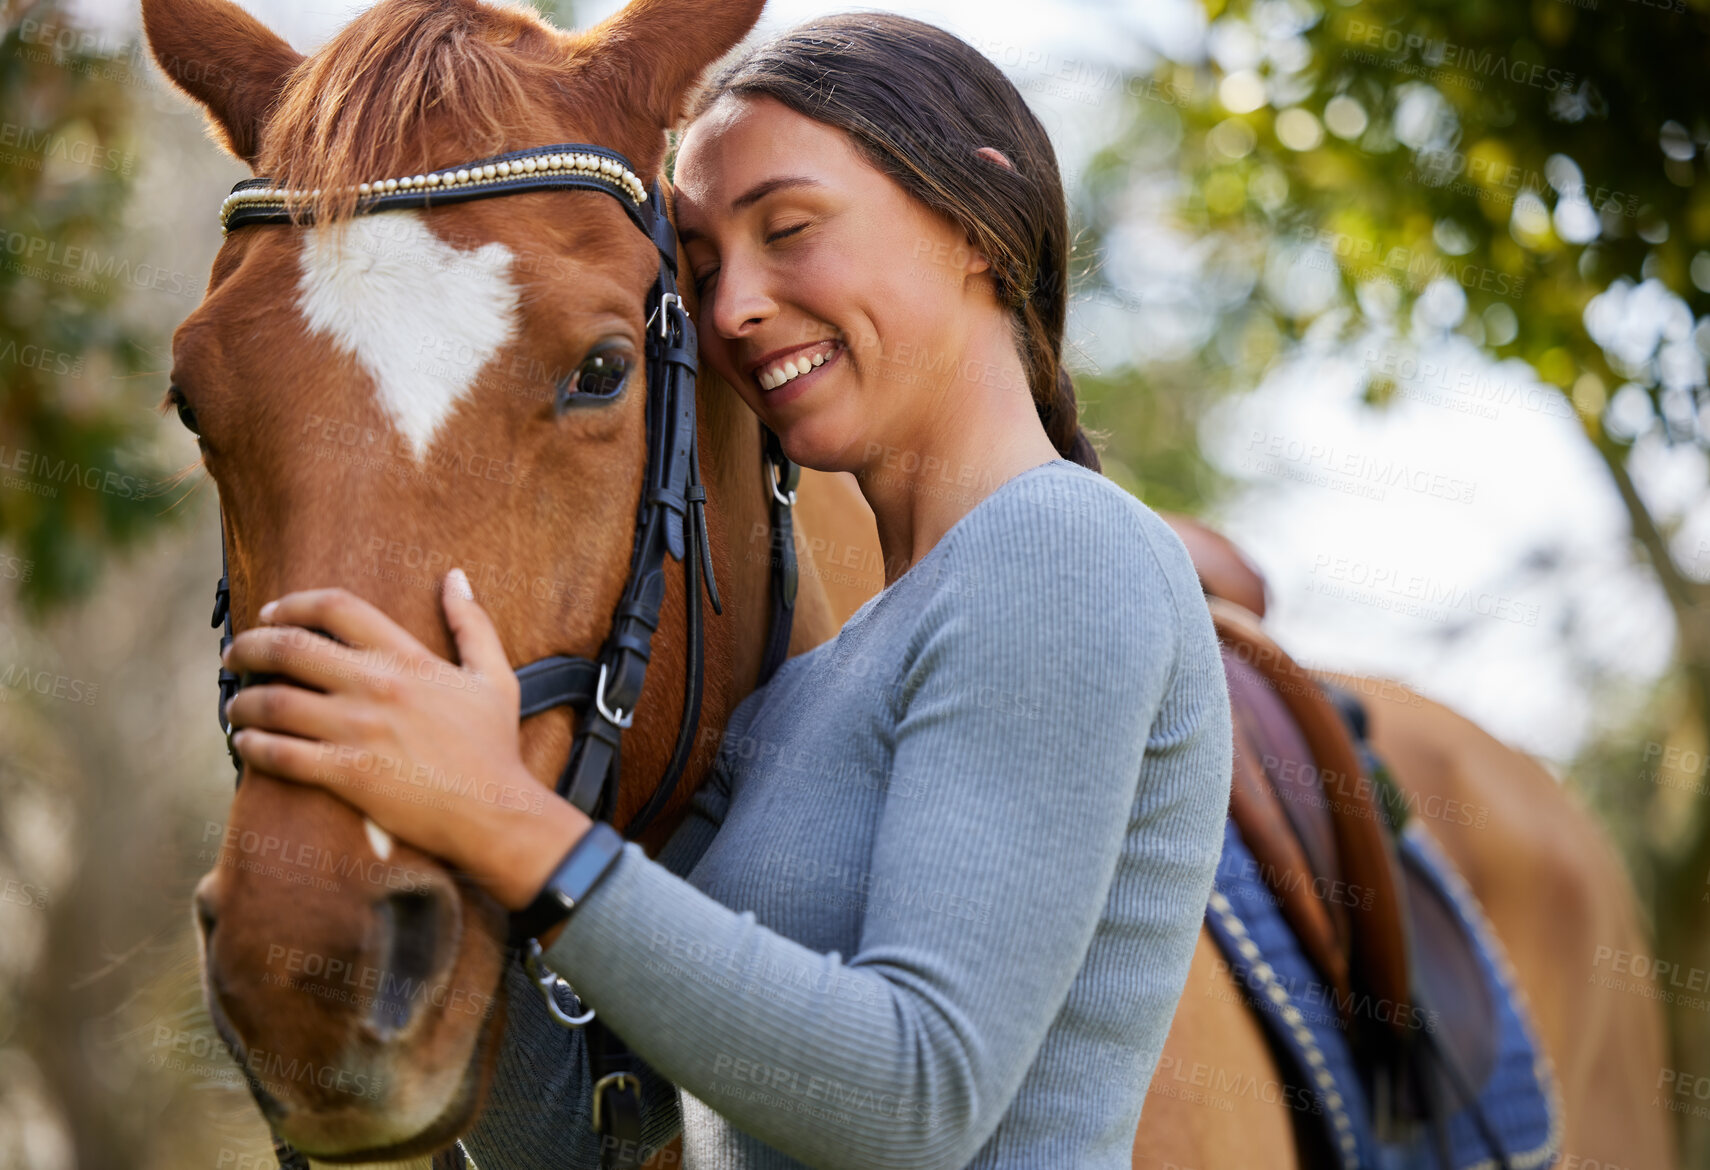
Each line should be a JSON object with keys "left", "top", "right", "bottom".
{"left": 582, "top": 0, "right": 767, "bottom": 131}
{"left": 141, "top": 0, "right": 303, "bottom": 167}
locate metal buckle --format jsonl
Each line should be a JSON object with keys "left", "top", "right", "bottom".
{"left": 591, "top": 1072, "right": 641, "bottom": 1132}
{"left": 766, "top": 455, "right": 798, "bottom": 508}
{"left": 522, "top": 938, "right": 597, "bottom": 1029}
{"left": 594, "top": 661, "right": 635, "bottom": 729}
{"left": 645, "top": 291, "right": 683, "bottom": 338}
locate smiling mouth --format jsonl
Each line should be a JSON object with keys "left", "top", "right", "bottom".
{"left": 752, "top": 339, "right": 844, "bottom": 391}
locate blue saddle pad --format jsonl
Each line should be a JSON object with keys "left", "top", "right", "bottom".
{"left": 1201, "top": 817, "right": 1562, "bottom": 1169}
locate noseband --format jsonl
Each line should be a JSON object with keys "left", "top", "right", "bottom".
{"left": 209, "top": 141, "right": 801, "bottom": 1170}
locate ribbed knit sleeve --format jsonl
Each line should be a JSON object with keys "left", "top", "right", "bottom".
{"left": 507, "top": 470, "right": 1226, "bottom": 1170}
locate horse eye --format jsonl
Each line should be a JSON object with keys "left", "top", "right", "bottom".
{"left": 555, "top": 349, "right": 631, "bottom": 412}
{"left": 170, "top": 386, "right": 201, "bottom": 436}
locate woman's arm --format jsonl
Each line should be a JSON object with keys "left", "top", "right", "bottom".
{"left": 459, "top": 749, "right": 737, "bottom": 1169}
{"left": 542, "top": 480, "right": 1230, "bottom": 1170}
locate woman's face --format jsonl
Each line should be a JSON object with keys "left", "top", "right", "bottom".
{"left": 672, "top": 93, "right": 994, "bottom": 472}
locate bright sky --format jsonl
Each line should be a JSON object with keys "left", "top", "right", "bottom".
{"left": 81, "top": 0, "right": 1669, "bottom": 768}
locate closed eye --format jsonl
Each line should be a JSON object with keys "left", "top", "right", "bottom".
{"left": 163, "top": 384, "right": 201, "bottom": 437}
{"left": 692, "top": 223, "right": 810, "bottom": 295}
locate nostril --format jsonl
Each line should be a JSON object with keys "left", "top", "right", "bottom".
{"left": 193, "top": 889, "right": 218, "bottom": 941}
{"left": 367, "top": 890, "right": 445, "bottom": 1039}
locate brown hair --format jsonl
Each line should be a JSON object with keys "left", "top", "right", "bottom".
{"left": 687, "top": 12, "right": 1102, "bottom": 471}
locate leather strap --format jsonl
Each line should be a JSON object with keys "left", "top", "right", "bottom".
{"left": 587, "top": 1021, "right": 648, "bottom": 1169}
{"left": 515, "top": 656, "right": 600, "bottom": 719}
{"left": 754, "top": 425, "right": 799, "bottom": 688}
{"left": 272, "top": 1136, "right": 311, "bottom": 1170}
{"left": 212, "top": 527, "right": 241, "bottom": 773}
{"left": 222, "top": 142, "right": 651, "bottom": 236}
{"left": 1224, "top": 659, "right": 1352, "bottom": 1004}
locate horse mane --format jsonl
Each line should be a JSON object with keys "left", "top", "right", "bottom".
{"left": 260, "top": 0, "right": 588, "bottom": 222}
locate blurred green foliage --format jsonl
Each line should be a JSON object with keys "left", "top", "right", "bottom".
{"left": 0, "top": 0, "right": 185, "bottom": 613}
{"left": 1075, "top": 364, "right": 1234, "bottom": 514}
{"left": 1089, "top": 0, "right": 1710, "bottom": 424}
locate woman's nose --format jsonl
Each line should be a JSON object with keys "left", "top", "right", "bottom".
{"left": 707, "top": 259, "right": 775, "bottom": 340}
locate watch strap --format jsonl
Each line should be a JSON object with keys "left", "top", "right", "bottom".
{"left": 508, "top": 820, "right": 626, "bottom": 946}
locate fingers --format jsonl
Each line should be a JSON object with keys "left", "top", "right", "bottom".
{"left": 226, "top": 682, "right": 362, "bottom": 746}
{"left": 259, "top": 587, "right": 431, "bottom": 659}
{"left": 230, "top": 726, "right": 404, "bottom": 820}
{"left": 230, "top": 727, "right": 335, "bottom": 789}
{"left": 441, "top": 568, "right": 514, "bottom": 683}
{"left": 224, "top": 624, "right": 392, "bottom": 696}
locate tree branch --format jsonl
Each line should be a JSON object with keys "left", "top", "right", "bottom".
{"left": 1590, "top": 432, "right": 1709, "bottom": 623}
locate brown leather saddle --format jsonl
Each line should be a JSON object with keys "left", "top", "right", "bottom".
{"left": 1160, "top": 513, "right": 1500, "bottom": 1136}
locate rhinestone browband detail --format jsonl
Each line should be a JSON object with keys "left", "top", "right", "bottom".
{"left": 219, "top": 146, "right": 648, "bottom": 233}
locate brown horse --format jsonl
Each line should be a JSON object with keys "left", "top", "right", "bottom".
{"left": 145, "top": 0, "right": 1674, "bottom": 1166}
{"left": 144, "top": 0, "right": 857, "bottom": 1158}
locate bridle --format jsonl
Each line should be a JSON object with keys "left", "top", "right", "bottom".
{"left": 207, "top": 141, "right": 802, "bottom": 1170}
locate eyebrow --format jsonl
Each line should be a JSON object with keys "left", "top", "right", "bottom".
{"left": 677, "top": 176, "right": 824, "bottom": 245}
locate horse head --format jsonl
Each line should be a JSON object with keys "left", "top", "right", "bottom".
{"left": 143, "top": 0, "right": 767, "bottom": 1157}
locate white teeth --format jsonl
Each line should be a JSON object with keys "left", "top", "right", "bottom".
{"left": 758, "top": 343, "right": 838, "bottom": 391}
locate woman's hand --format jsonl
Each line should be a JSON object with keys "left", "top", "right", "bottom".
{"left": 221, "top": 568, "right": 588, "bottom": 909}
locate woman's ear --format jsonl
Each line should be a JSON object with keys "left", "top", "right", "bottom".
{"left": 961, "top": 147, "right": 1014, "bottom": 276}
{"left": 962, "top": 235, "right": 993, "bottom": 277}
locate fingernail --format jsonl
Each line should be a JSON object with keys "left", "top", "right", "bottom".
{"left": 259, "top": 600, "right": 278, "bottom": 621}
{"left": 448, "top": 567, "right": 473, "bottom": 601}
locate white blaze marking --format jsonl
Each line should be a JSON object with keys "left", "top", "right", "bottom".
{"left": 297, "top": 211, "right": 519, "bottom": 460}
{"left": 364, "top": 817, "right": 394, "bottom": 861}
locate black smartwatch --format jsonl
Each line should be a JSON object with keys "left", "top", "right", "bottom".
{"left": 510, "top": 820, "right": 626, "bottom": 944}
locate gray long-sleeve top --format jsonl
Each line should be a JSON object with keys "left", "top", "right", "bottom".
{"left": 461, "top": 457, "right": 1234, "bottom": 1169}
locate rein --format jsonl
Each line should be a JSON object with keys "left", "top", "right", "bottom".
{"left": 207, "top": 140, "right": 801, "bottom": 1170}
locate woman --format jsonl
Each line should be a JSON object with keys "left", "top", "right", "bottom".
{"left": 223, "top": 13, "right": 1233, "bottom": 1169}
